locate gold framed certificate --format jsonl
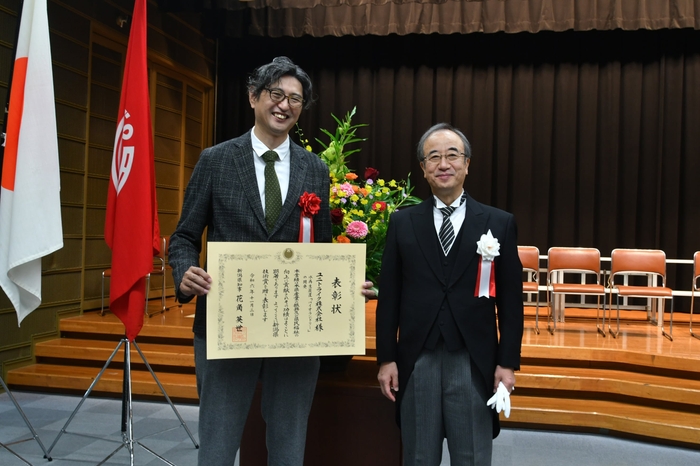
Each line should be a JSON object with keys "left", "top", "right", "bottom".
{"left": 206, "top": 242, "right": 366, "bottom": 359}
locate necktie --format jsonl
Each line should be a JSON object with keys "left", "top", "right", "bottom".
{"left": 438, "top": 194, "right": 466, "bottom": 255}
{"left": 262, "top": 150, "right": 282, "bottom": 230}
{"left": 439, "top": 206, "right": 457, "bottom": 255}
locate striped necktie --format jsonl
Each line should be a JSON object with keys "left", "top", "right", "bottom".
{"left": 438, "top": 194, "right": 466, "bottom": 255}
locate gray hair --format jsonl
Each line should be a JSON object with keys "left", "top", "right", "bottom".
{"left": 416, "top": 123, "right": 472, "bottom": 162}
{"left": 246, "top": 56, "right": 315, "bottom": 110}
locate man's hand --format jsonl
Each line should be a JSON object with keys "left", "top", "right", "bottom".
{"left": 361, "top": 280, "right": 378, "bottom": 301}
{"left": 377, "top": 361, "right": 399, "bottom": 402}
{"left": 490, "top": 366, "right": 515, "bottom": 418}
{"left": 493, "top": 365, "right": 515, "bottom": 393}
{"left": 179, "top": 266, "right": 212, "bottom": 297}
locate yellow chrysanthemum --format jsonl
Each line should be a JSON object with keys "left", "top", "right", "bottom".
{"left": 389, "top": 180, "right": 397, "bottom": 187}
{"left": 377, "top": 179, "right": 385, "bottom": 187}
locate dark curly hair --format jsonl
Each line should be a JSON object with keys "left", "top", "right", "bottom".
{"left": 247, "top": 56, "right": 315, "bottom": 110}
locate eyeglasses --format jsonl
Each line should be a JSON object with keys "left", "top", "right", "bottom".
{"left": 265, "top": 88, "right": 304, "bottom": 109}
{"left": 422, "top": 152, "right": 467, "bottom": 166}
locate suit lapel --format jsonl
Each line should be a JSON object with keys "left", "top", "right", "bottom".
{"left": 231, "top": 132, "right": 267, "bottom": 230}
{"left": 410, "top": 198, "right": 445, "bottom": 284}
{"left": 450, "top": 194, "right": 487, "bottom": 286}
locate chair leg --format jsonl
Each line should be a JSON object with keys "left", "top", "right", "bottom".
{"left": 160, "top": 273, "right": 166, "bottom": 313}
{"left": 608, "top": 294, "right": 620, "bottom": 339}
{"left": 145, "top": 273, "right": 166, "bottom": 318}
{"left": 595, "top": 294, "right": 606, "bottom": 337}
{"left": 144, "top": 273, "right": 151, "bottom": 316}
{"left": 546, "top": 290, "right": 556, "bottom": 335}
{"left": 661, "top": 298, "right": 673, "bottom": 342}
{"left": 691, "top": 290, "right": 699, "bottom": 340}
{"left": 101, "top": 272, "right": 107, "bottom": 316}
{"left": 533, "top": 297, "right": 540, "bottom": 335}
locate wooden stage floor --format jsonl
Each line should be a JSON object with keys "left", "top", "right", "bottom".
{"left": 6, "top": 298, "right": 700, "bottom": 462}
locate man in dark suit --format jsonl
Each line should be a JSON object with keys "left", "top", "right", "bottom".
{"left": 169, "top": 57, "right": 339, "bottom": 466}
{"left": 376, "top": 123, "right": 524, "bottom": 465}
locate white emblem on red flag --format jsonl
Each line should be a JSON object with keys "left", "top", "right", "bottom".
{"left": 112, "top": 110, "right": 134, "bottom": 194}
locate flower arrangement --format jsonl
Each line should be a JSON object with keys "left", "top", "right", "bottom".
{"left": 297, "top": 108, "right": 421, "bottom": 287}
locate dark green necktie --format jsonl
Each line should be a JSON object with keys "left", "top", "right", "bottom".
{"left": 262, "top": 150, "right": 282, "bottom": 230}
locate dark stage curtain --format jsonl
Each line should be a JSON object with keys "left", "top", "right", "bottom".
{"left": 161, "top": 1, "right": 700, "bottom": 37}
{"left": 195, "top": 0, "right": 700, "bottom": 37}
{"left": 218, "top": 28, "right": 700, "bottom": 290}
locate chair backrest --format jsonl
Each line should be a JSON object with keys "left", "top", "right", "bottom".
{"left": 518, "top": 246, "right": 539, "bottom": 274}
{"left": 548, "top": 247, "right": 601, "bottom": 275}
{"left": 152, "top": 237, "right": 166, "bottom": 270}
{"left": 610, "top": 248, "right": 666, "bottom": 286}
{"left": 547, "top": 247, "right": 602, "bottom": 287}
{"left": 694, "top": 251, "right": 700, "bottom": 290}
{"left": 156, "top": 236, "right": 166, "bottom": 260}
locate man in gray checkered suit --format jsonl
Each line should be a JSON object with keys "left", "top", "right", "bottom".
{"left": 169, "top": 57, "right": 334, "bottom": 466}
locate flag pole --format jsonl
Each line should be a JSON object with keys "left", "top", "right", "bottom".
{"left": 0, "top": 0, "right": 25, "bottom": 187}
{"left": 2, "top": 1, "right": 55, "bottom": 462}
{"left": 50, "top": 0, "right": 196, "bottom": 460}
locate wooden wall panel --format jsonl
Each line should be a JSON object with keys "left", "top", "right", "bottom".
{"left": 155, "top": 136, "right": 181, "bottom": 163}
{"left": 0, "top": 0, "right": 214, "bottom": 377}
{"left": 58, "top": 139, "right": 86, "bottom": 172}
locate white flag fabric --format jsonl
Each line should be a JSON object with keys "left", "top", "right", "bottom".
{"left": 0, "top": 0, "right": 63, "bottom": 325}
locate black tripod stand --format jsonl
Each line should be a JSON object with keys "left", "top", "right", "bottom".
{"left": 46, "top": 338, "right": 198, "bottom": 465}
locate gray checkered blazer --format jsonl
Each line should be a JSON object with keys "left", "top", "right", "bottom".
{"left": 169, "top": 130, "right": 332, "bottom": 336}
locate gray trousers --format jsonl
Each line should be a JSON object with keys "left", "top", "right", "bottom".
{"left": 194, "top": 334, "right": 319, "bottom": 466}
{"left": 401, "top": 345, "right": 493, "bottom": 466}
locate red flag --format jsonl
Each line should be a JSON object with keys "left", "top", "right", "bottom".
{"left": 105, "top": 0, "right": 160, "bottom": 341}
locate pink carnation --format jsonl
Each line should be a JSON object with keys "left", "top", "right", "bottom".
{"left": 339, "top": 182, "right": 355, "bottom": 197}
{"left": 346, "top": 220, "right": 369, "bottom": 239}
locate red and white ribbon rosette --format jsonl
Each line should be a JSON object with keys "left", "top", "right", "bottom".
{"left": 298, "top": 192, "right": 320, "bottom": 243}
{"left": 475, "top": 229, "right": 500, "bottom": 298}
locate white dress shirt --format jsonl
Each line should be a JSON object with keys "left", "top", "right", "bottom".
{"left": 432, "top": 190, "right": 467, "bottom": 240}
{"left": 251, "top": 128, "right": 291, "bottom": 214}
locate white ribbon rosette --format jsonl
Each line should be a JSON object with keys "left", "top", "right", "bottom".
{"left": 475, "top": 229, "right": 500, "bottom": 298}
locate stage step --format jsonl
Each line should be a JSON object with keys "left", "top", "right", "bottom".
{"left": 58, "top": 311, "right": 194, "bottom": 340}
{"left": 8, "top": 363, "right": 197, "bottom": 400}
{"left": 518, "top": 364, "right": 700, "bottom": 406}
{"left": 507, "top": 395, "right": 700, "bottom": 445}
{"left": 34, "top": 338, "right": 195, "bottom": 368}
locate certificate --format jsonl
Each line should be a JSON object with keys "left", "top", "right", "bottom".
{"left": 206, "top": 242, "right": 366, "bottom": 359}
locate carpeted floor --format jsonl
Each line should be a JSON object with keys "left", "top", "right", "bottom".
{"left": 1, "top": 391, "right": 699, "bottom": 465}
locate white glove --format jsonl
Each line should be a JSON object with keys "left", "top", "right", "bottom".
{"left": 486, "top": 382, "right": 512, "bottom": 418}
